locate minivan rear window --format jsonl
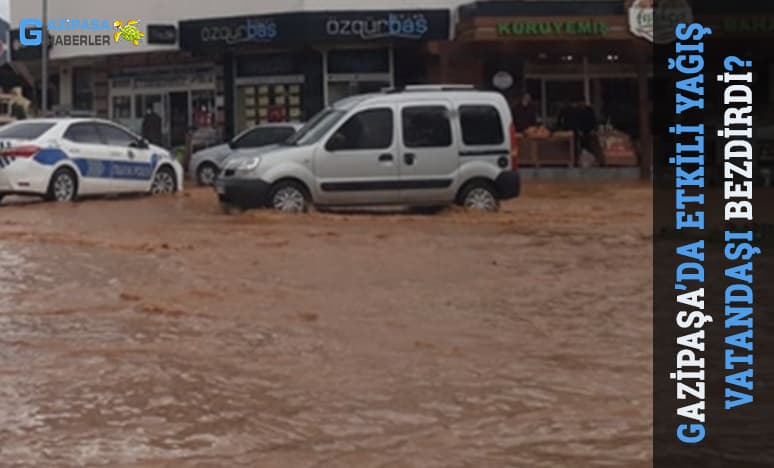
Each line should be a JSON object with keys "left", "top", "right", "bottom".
{"left": 0, "top": 122, "right": 56, "bottom": 140}
{"left": 459, "top": 106, "right": 505, "bottom": 146}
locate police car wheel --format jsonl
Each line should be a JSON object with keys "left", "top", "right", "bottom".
{"left": 151, "top": 167, "right": 177, "bottom": 195}
{"left": 46, "top": 168, "right": 78, "bottom": 202}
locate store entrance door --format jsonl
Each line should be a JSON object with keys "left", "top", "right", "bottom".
{"left": 170, "top": 92, "right": 189, "bottom": 148}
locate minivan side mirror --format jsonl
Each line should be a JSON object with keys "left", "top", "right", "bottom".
{"left": 326, "top": 133, "right": 347, "bottom": 152}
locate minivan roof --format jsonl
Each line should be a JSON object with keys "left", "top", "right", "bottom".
{"left": 331, "top": 88, "right": 507, "bottom": 112}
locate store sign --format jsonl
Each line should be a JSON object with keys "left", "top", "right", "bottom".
{"left": 147, "top": 24, "right": 177, "bottom": 44}
{"left": 180, "top": 10, "right": 450, "bottom": 50}
{"left": 723, "top": 16, "right": 774, "bottom": 33}
{"left": 492, "top": 71, "right": 514, "bottom": 91}
{"left": 497, "top": 19, "right": 610, "bottom": 37}
{"left": 325, "top": 13, "right": 429, "bottom": 40}
{"left": 628, "top": 0, "right": 692, "bottom": 44}
{"left": 200, "top": 18, "right": 278, "bottom": 45}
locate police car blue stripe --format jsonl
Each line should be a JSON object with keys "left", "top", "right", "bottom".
{"left": 32, "top": 149, "right": 161, "bottom": 181}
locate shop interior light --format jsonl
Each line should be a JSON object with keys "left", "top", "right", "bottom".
{"left": 606, "top": 54, "right": 620, "bottom": 62}
{"left": 560, "top": 55, "right": 574, "bottom": 62}
{"left": 538, "top": 52, "right": 548, "bottom": 60}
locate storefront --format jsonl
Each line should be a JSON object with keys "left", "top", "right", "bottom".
{"left": 180, "top": 9, "right": 450, "bottom": 137}
{"left": 445, "top": 0, "right": 651, "bottom": 170}
{"left": 108, "top": 64, "right": 217, "bottom": 147}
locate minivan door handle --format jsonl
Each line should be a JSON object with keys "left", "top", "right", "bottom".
{"left": 404, "top": 153, "right": 416, "bottom": 165}
{"left": 378, "top": 153, "right": 394, "bottom": 162}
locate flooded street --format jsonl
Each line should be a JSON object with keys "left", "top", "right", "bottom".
{"left": 0, "top": 183, "right": 652, "bottom": 467}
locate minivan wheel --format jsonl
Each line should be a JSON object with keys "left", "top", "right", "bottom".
{"left": 197, "top": 163, "right": 218, "bottom": 186}
{"left": 46, "top": 168, "right": 78, "bottom": 202}
{"left": 268, "top": 181, "right": 309, "bottom": 214}
{"left": 459, "top": 181, "right": 499, "bottom": 212}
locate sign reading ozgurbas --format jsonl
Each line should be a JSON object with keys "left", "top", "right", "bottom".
{"left": 497, "top": 19, "right": 609, "bottom": 37}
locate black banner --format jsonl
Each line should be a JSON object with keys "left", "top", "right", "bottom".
{"left": 179, "top": 9, "right": 450, "bottom": 51}
{"left": 146, "top": 24, "right": 177, "bottom": 45}
{"left": 654, "top": 1, "right": 774, "bottom": 466}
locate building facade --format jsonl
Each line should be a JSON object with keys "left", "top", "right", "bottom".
{"left": 10, "top": 0, "right": 676, "bottom": 174}
{"left": 9, "top": 0, "right": 462, "bottom": 147}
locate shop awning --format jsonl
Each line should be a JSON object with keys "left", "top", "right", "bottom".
{"left": 455, "top": 0, "right": 631, "bottom": 43}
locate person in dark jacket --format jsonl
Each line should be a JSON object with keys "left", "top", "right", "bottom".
{"left": 141, "top": 106, "right": 163, "bottom": 147}
{"left": 512, "top": 93, "right": 538, "bottom": 132}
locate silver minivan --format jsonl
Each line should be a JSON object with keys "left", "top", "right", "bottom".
{"left": 215, "top": 85, "right": 521, "bottom": 213}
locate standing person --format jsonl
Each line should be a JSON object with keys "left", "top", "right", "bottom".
{"left": 512, "top": 92, "right": 538, "bottom": 132}
{"left": 141, "top": 105, "right": 163, "bottom": 147}
{"left": 576, "top": 101, "right": 598, "bottom": 155}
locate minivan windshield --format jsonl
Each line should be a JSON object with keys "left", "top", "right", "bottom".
{"left": 284, "top": 109, "right": 346, "bottom": 146}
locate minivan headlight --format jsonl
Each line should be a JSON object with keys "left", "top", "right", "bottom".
{"left": 235, "top": 156, "right": 261, "bottom": 173}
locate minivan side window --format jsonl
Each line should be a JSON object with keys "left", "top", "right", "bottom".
{"left": 402, "top": 106, "right": 452, "bottom": 148}
{"left": 459, "top": 105, "right": 505, "bottom": 146}
{"left": 326, "top": 108, "right": 393, "bottom": 151}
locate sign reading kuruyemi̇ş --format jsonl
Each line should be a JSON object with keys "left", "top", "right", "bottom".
{"left": 497, "top": 20, "right": 609, "bottom": 37}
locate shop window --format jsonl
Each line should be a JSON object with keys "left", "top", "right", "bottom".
{"left": 459, "top": 106, "right": 504, "bottom": 146}
{"left": 326, "top": 49, "right": 392, "bottom": 105}
{"left": 64, "top": 123, "right": 102, "bottom": 144}
{"left": 236, "top": 84, "right": 303, "bottom": 132}
{"left": 135, "top": 95, "right": 164, "bottom": 119}
{"left": 402, "top": 106, "right": 452, "bottom": 148}
{"left": 546, "top": 80, "right": 585, "bottom": 127}
{"left": 72, "top": 67, "right": 94, "bottom": 111}
{"left": 328, "top": 49, "right": 389, "bottom": 74}
{"left": 112, "top": 96, "right": 131, "bottom": 120}
{"left": 327, "top": 108, "right": 393, "bottom": 151}
{"left": 236, "top": 54, "right": 301, "bottom": 77}
{"left": 596, "top": 79, "right": 638, "bottom": 137}
{"left": 525, "top": 79, "right": 543, "bottom": 120}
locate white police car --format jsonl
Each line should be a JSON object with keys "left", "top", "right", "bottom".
{"left": 0, "top": 118, "right": 183, "bottom": 203}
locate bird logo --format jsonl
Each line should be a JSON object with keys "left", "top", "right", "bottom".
{"left": 113, "top": 19, "right": 145, "bottom": 46}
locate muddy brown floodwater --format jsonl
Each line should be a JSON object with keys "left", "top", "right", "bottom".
{"left": 0, "top": 183, "right": 652, "bottom": 468}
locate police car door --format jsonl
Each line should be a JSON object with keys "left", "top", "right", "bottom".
{"left": 60, "top": 122, "right": 113, "bottom": 195}
{"left": 94, "top": 122, "right": 154, "bottom": 193}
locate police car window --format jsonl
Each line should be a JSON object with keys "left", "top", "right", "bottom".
{"left": 327, "top": 108, "right": 393, "bottom": 151}
{"left": 64, "top": 123, "right": 103, "bottom": 144}
{"left": 0, "top": 122, "right": 56, "bottom": 140}
{"left": 96, "top": 124, "right": 137, "bottom": 147}
{"left": 460, "top": 105, "right": 504, "bottom": 146}
{"left": 402, "top": 106, "right": 452, "bottom": 148}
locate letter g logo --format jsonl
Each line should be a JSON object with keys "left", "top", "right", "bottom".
{"left": 20, "top": 19, "right": 43, "bottom": 46}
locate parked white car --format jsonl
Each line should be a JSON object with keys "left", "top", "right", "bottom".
{"left": 189, "top": 122, "right": 301, "bottom": 186}
{"left": 0, "top": 118, "right": 183, "bottom": 203}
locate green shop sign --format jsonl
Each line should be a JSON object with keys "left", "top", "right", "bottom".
{"left": 497, "top": 19, "right": 609, "bottom": 37}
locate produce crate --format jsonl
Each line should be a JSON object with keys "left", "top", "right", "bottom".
{"left": 596, "top": 130, "right": 638, "bottom": 166}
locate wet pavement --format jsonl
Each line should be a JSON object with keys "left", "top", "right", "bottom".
{"left": 0, "top": 184, "right": 652, "bottom": 467}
